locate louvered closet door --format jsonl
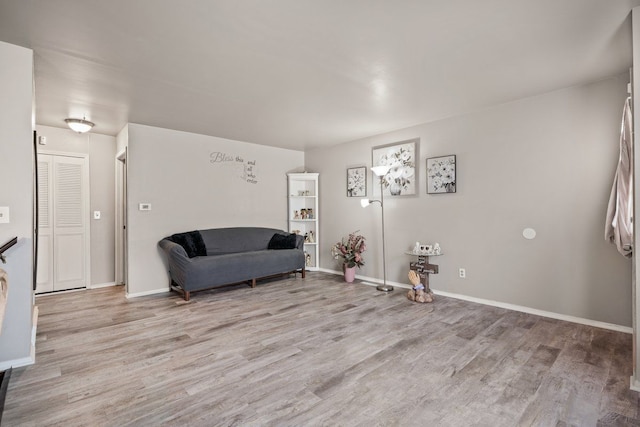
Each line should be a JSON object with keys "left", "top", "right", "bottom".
{"left": 36, "top": 155, "right": 53, "bottom": 293}
{"left": 36, "top": 154, "right": 88, "bottom": 293}
{"left": 53, "top": 155, "right": 87, "bottom": 291}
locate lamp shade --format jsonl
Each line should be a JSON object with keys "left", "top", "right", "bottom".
{"left": 360, "top": 199, "right": 371, "bottom": 208}
{"left": 65, "top": 118, "right": 94, "bottom": 133}
{"left": 371, "top": 165, "right": 391, "bottom": 177}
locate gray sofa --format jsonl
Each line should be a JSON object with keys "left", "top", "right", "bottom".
{"left": 159, "top": 227, "right": 305, "bottom": 301}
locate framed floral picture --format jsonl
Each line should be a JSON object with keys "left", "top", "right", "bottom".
{"left": 347, "top": 166, "right": 367, "bottom": 197}
{"left": 372, "top": 138, "right": 418, "bottom": 196}
{"left": 427, "top": 155, "right": 456, "bottom": 194}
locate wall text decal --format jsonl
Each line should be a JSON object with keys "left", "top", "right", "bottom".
{"left": 210, "top": 152, "right": 259, "bottom": 184}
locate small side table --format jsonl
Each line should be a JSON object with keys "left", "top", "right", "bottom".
{"left": 405, "top": 251, "right": 442, "bottom": 292}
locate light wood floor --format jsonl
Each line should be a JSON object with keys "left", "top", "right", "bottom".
{"left": 4, "top": 272, "right": 639, "bottom": 426}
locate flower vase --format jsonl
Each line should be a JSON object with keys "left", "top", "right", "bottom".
{"left": 344, "top": 265, "right": 356, "bottom": 283}
{"left": 389, "top": 182, "right": 402, "bottom": 195}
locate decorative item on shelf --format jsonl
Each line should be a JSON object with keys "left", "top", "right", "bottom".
{"left": 308, "top": 231, "right": 315, "bottom": 243}
{"left": 331, "top": 231, "right": 366, "bottom": 283}
{"left": 410, "top": 242, "right": 442, "bottom": 255}
{"left": 420, "top": 244, "right": 432, "bottom": 254}
{"left": 300, "top": 209, "right": 307, "bottom": 219}
{"left": 294, "top": 210, "right": 300, "bottom": 219}
{"left": 298, "top": 190, "right": 305, "bottom": 196}
{"left": 307, "top": 208, "right": 313, "bottom": 219}
{"left": 305, "top": 252, "right": 312, "bottom": 267}
{"left": 305, "top": 190, "right": 310, "bottom": 196}
{"left": 291, "top": 229, "right": 301, "bottom": 235}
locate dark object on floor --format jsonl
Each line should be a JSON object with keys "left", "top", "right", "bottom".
{"left": 0, "top": 367, "right": 12, "bottom": 425}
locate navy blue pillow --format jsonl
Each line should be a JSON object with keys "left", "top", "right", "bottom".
{"left": 268, "top": 233, "right": 297, "bottom": 250}
{"left": 168, "top": 231, "right": 207, "bottom": 258}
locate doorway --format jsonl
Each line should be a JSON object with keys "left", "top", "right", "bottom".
{"left": 36, "top": 152, "right": 90, "bottom": 293}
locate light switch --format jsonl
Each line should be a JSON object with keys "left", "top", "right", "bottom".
{"left": 139, "top": 203, "right": 151, "bottom": 211}
{"left": 93, "top": 211, "right": 101, "bottom": 220}
{"left": 0, "top": 207, "right": 9, "bottom": 224}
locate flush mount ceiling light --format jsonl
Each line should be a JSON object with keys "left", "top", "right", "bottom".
{"left": 65, "top": 117, "right": 94, "bottom": 133}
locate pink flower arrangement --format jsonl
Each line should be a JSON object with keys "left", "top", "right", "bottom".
{"left": 331, "top": 231, "right": 366, "bottom": 268}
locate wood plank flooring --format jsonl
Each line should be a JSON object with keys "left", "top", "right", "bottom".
{"left": 3, "top": 272, "right": 639, "bottom": 426}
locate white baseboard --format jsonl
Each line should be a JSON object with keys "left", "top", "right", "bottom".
{"left": 434, "top": 289, "right": 632, "bottom": 334}
{"left": 0, "top": 355, "right": 34, "bottom": 372}
{"left": 630, "top": 376, "right": 640, "bottom": 392}
{"left": 318, "top": 268, "right": 632, "bottom": 334}
{"left": 318, "top": 268, "right": 413, "bottom": 288}
{"left": 126, "top": 287, "right": 170, "bottom": 299}
{"left": 89, "top": 282, "right": 116, "bottom": 289}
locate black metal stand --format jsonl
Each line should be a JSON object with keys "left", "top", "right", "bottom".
{"left": 0, "top": 367, "right": 12, "bottom": 425}
{"left": 0, "top": 237, "right": 17, "bottom": 264}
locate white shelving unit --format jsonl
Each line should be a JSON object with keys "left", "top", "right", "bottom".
{"left": 287, "top": 173, "right": 319, "bottom": 271}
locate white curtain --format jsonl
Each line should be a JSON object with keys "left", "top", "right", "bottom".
{"left": 605, "top": 97, "right": 633, "bottom": 258}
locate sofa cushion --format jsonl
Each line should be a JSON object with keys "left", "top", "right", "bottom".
{"left": 268, "top": 233, "right": 297, "bottom": 250}
{"left": 168, "top": 230, "right": 207, "bottom": 258}
{"left": 181, "top": 249, "right": 304, "bottom": 291}
{"left": 201, "top": 227, "right": 285, "bottom": 255}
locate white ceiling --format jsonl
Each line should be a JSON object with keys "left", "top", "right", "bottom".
{"left": 0, "top": 0, "right": 638, "bottom": 150}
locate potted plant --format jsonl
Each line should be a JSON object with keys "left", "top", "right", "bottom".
{"left": 331, "top": 231, "right": 366, "bottom": 283}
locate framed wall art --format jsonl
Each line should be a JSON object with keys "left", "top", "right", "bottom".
{"left": 371, "top": 138, "right": 418, "bottom": 196}
{"left": 426, "top": 155, "right": 456, "bottom": 194}
{"left": 346, "top": 166, "right": 367, "bottom": 197}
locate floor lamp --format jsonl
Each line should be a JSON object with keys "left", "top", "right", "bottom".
{"left": 360, "top": 165, "right": 393, "bottom": 292}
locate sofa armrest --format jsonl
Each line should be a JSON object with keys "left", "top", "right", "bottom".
{"left": 295, "top": 234, "right": 304, "bottom": 250}
{"left": 158, "top": 238, "right": 193, "bottom": 286}
{"left": 159, "top": 238, "right": 190, "bottom": 259}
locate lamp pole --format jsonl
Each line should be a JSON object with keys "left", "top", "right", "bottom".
{"left": 376, "top": 174, "right": 392, "bottom": 292}
{"left": 363, "top": 165, "right": 393, "bottom": 292}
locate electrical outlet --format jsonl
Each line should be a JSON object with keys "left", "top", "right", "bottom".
{"left": 93, "top": 211, "right": 101, "bottom": 220}
{"left": 459, "top": 268, "right": 466, "bottom": 278}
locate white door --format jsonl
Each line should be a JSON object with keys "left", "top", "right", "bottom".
{"left": 36, "top": 153, "right": 89, "bottom": 293}
{"left": 36, "top": 156, "right": 53, "bottom": 292}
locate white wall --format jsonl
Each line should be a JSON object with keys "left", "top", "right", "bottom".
{"left": 125, "top": 124, "right": 304, "bottom": 296}
{"left": 116, "top": 125, "right": 128, "bottom": 154}
{"left": 306, "top": 73, "right": 632, "bottom": 327}
{"left": 89, "top": 132, "right": 116, "bottom": 285}
{"left": 0, "top": 41, "right": 34, "bottom": 368}
{"left": 35, "top": 125, "right": 116, "bottom": 286}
